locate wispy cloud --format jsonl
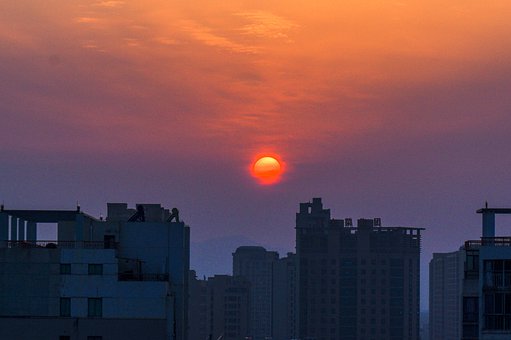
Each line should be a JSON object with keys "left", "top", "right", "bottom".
{"left": 75, "top": 17, "right": 100, "bottom": 24}
{"left": 124, "top": 38, "right": 141, "bottom": 47}
{"left": 180, "top": 20, "right": 258, "bottom": 54}
{"left": 236, "top": 11, "right": 298, "bottom": 40}
{"left": 93, "top": 1, "right": 125, "bottom": 8}
{"left": 154, "top": 37, "right": 178, "bottom": 45}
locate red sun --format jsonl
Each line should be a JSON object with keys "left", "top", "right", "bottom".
{"left": 251, "top": 156, "right": 283, "bottom": 185}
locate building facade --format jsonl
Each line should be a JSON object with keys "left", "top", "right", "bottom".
{"left": 189, "top": 271, "right": 250, "bottom": 340}
{"left": 461, "top": 207, "right": 511, "bottom": 340}
{"left": 429, "top": 249, "right": 465, "bottom": 340}
{"left": 233, "top": 246, "right": 278, "bottom": 340}
{"left": 428, "top": 206, "right": 511, "bottom": 340}
{"left": 296, "top": 198, "right": 423, "bottom": 340}
{"left": 0, "top": 203, "right": 190, "bottom": 340}
{"left": 272, "top": 252, "right": 297, "bottom": 340}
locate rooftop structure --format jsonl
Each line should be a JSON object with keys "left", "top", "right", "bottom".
{"left": 0, "top": 203, "right": 190, "bottom": 340}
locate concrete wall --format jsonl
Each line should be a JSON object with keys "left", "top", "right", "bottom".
{"left": 0, "top": 248, "right": 61, "bottom": 317}
{"left": 0, "top": 317, "right": 166, "bottom": 340}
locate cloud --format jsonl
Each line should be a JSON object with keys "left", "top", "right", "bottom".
{"left": 75, "top": 17, "right": 100, "bottom": 24}
{"left": 180, "top": 20, "right": 258, "bottom": 54}
{"left": 154, "top": 37, "right": 178, "bottom": 45}
{"left": 93, "top": 1, "right": 125, "bottom": 8}
{"left": 236, "top": 11, "right": 298, "bottom": 40}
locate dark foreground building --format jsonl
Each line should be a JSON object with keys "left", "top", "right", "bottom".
{"left": 296, "top": 198, "right": 423, "bottom": 340}
{"left": 0, "top": 203, "right": 189, "bottom": 340}
{"left": 430, "top": 206, "right": 511, "bottom": 340}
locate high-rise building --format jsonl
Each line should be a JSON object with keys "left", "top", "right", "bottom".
{"left": 295, "top": 198, "right": 423, "bottom": 340}
{"left": 189, "top": 271, "right": 250, "bottom": 340}
{"left": 460, "top": 207, "right": 511, "bottom": 340}
{"left": 233, "top": 246, "right": 278, "bottom": 340}
{"left": 272, "top": 252, "right": 297, "bottom": 340}
{"left": 429, "top": 249, "right": 465, "bottom": 340}
{"left": 428, "top": 206, "right": 511, "bottom": 340}
{"left": 0, "top": 203, "right": 190, "bottom": 340}
{"left": 188, "top": 270, "right": 210, "bottom": 340}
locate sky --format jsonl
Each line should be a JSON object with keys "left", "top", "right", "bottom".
{"left": 1, "top": 0, "right": 511, "bottom": 309}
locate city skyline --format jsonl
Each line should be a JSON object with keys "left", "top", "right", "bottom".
{"left": 2, "top": 0, "right": 511, "bottom": 313}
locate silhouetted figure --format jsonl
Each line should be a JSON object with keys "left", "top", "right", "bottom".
{"left": 128, "top": 205, "right": 145, "bottom": 222}
{"left": 167, "top": 208, "right": 180, "bottom": 222}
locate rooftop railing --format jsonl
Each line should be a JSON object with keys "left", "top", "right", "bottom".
{"left": 5, "top": 240, "right": 118, "bottom": 249}
{"left": 465, "top": 237, "right": 511, "bottom": 249}
{"left": 118, "top": 273, "right": 169, "bottom": 281}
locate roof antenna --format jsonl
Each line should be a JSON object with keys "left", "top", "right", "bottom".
{"left": 76, "top": 201, "right": 81, "bottom": 212}
{"left": 0, "top": 201, "right": 4, "bottom": 212}
{"left": 485, "top": 201, "right": 488, "bottom": 209}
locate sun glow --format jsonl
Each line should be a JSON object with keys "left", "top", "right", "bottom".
{"left": 251, "top": 155, "right": 284, "bottom": 185}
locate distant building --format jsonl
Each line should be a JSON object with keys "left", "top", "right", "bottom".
{"left": 0, "top": 203, "right": 190, "bottom": 340}
{"left": 429, "top": 249, "right": 465, "bottom": 340}
{"left": 188, "top": 270, "right": 209, "bottom": 340}
{"left": 272, "top": 252, "right": 297, "bottom": 340}
{"left": 188, "top": 271, "right": 250, "bottom": 340}
{"left": 295, "top": 198, "right": 423, "bottom": 340}
{"left": 233, "top": 246, "right": 278, "bottom": 340}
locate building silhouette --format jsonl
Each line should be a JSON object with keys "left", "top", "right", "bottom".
{"left": 233, "top": 246, "right": 278, "bottom": 340}
{"left": 295, "top": 198, "right": 423, "bottom": 340}
{"left": 0, "top": 203, "right": 189, "bottom": 340}
{"left": 189, "top": 271, "right": 250, "bottom": 340}
{"left": 429, "top": 249, "right": 464, "bottom": 340}
{"left": 430, "top": 206, "right": 511, "bottom": 340}
{"left": 272, "top": 252, "right": 297, "bottom": 340}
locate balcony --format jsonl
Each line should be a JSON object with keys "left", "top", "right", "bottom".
{"left": 484, "top": 314, "right": 511, "bottom": 331}
{"left": 466, "top": 238, "right": 511, "bottom": 249}
{"left": 484, "top": 271, "right": 511, "bottom": 289}
{"left": 5, "top": 240, "right": 118, "bottom": 249}
{"left": 118, "top": 273, "right": 169, "bottom": 281}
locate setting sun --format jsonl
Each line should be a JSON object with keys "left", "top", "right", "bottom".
{"left": 251, "top": 156, "right": 283, "bottom": 185}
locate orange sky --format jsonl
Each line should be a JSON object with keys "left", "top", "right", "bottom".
{"left": 2, "top": 0, "right": 510, "bottom": 168}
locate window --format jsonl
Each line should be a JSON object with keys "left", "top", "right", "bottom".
{"left": 60, "top": 298, "right": 70, "bottom": 317}
{"left": 87, "top": 337, "right": 103, "bottom": 340}
{"left": 59, "top": 336, "right": 70, "bottom": 340}
{"left": 88, "top": 298, "right": 102, "bottom": 317}
{"left": 484, "top": 292, "right": 511, "bottom": 330}
{"left": 88, "top": 264, "right": 103, "bottom": 275}
{"left": 60, "top": 264, "right": 71, "bottom": 275}
{"left": 104, "top": 235, "right": 115, "bottom": 249}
